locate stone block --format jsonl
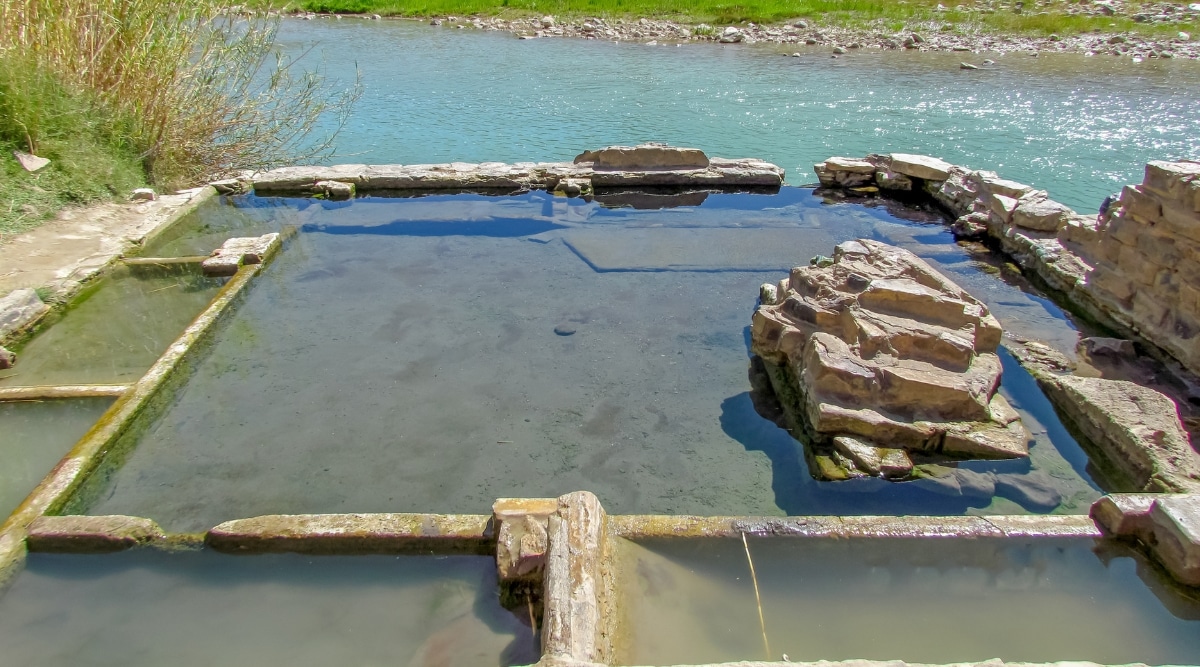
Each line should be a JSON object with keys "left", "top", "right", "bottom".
{"left": 201, "top": 233, "right": 281, "bottom": 277}
{"left": 1132, "top": 290, "right": 1170, "bottom": 328}
{"left": 1106, "top": 215, "right": 1143, "bottom": 246}
{"left": 1148, "top": 495, "right": 1200, "bottom": 586}
{"left": 0, "top": 288, "right": 49, "bottom": 339}
{"left": 979, "top": 174, "right": 1034, "bottom": 199}
{"left": 832, "top": 435, "right": 913, "bottom": 477}
{"left": 542, "top": 491, "right": 611, "bottom": 664}
{"left": 1121, "top": 184, "right": 1163, "bottom": 222}
{"left": 1089, "top": 493, "right": 1158, "bottom": 538}
{"left": 1160, "top": 199, "right": 1200, "bottom": 243}
{"left": 823, "top": 156, "right": 876, "bottom": 173}
{"left": 1117, "top": 244, "right": 1163, "bottom": 286}
{"left": 1012, "top": 196, "right": 1073, "bottom": 232}
{"left": 315, "top": 180, "right": 354, "bottom": 199}
{"left": 26, "top": 515, "right": 165, "bottom": 552}
{"left": 577, "top": 143, "right": 709, "bottom": 170}
{"left": 1144, "top": 160, "right": 1200, "bottom": 201}
{"left": 988, "top": 192, "right": 1018, "bottom": 223}
{"left": 1135, "top": 230, "right": 1182, "bottom": 266}
{"left": 0, "top": 345, "right": 13, "bottom": 369}
{"left": 889, "top": 153, "right": 952, "bottom": 181}
{"left": 1089, "top": 266, "right": 1136, "bottom": 303}
{"left": 1037, "top": 375, "right": 1200, "bottom": 493}
{"left": 494, "top": 497, "right": 559, "bottom": 583}
{"left": 876, "top": 169, "right": 912, "bottom": 190}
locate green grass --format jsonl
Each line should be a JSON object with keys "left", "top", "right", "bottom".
{"left": 0, "top": 56, "right": 145, "bottom": 241}
{"left": 0, "top": 0, "right": 358, "bottom": 243}
{"left": 252, "top": 0, "right": 1198, "bottom": 38}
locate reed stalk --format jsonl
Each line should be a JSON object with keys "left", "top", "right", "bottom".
{"left": 741, "top": 531, "right": 771, "bottom": 662}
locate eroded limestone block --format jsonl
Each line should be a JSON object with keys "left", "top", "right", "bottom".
{"left": 201, "top": 233, "right": 281, "bottom": 277}
{"left": 494, "top": 497, "right": 558, "bottom": 583}
{"left": 1090, "top": 493, "right": 1159, "bottom": 538}
{"left": 314, "top": 180, "right": 354, "bottom": 199}
{"left": 1012, "top": 194, "right": 1074, "bottom": 232}
{"left": 1148, "top": 494, "right": 1200, "bottom": 586}
{"left": 26, "top": 515, "right": 165, "bottom": 553}
{"left": 574, "top": 143, "right": 709, "bottom": 170}
{"left": 889, "top": 153, "right": 953, "bottom": 181}
{"left": 751, "top": 239, "right": 1027, "bottom": 481}
{"left": 0, "top": 288, "right": 49, "bottom": 339}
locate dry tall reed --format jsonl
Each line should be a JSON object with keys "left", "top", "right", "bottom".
{"left": 0, "top": 0, "right": 359, "bottom": 187}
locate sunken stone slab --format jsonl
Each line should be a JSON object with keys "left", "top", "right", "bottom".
{"left": 0, "top": 288, "right": 49, "bottom": 340}
{"left": 751, "top": 239, "right": 1027, "bottom": 481}
{"left": 26, "top": 515, "right": 165, "bottom": 553}
{"left": 206, "top": 513, "right": 493, "bottom": 554}
{"left": 201, "top": 233, "right": 281, "bottom": 277}
{"left": 1037, "top": 375, "right": 1200, "bottom": 493}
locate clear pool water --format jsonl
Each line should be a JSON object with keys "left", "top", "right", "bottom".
{"left": 0, "top": 398, "right": 113, "bottom": 520}
{"left": 280, "top": 19, "right": 1200, "bottom": 212}
{"left": 0, "top": 550, "right": 536, "bottom": 667}
{"left": 85, "top": 188, "right": 1101, "bottom": 530}
{"left": 617, "top": 536, "right": 1200, "bottom": 665}
{"left": 0, "top": 266, "right": 226, "bottom": 388}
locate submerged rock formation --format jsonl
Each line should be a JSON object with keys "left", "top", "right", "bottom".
{"left": 751, "top": 239, "right": 1028, "bottom": 481}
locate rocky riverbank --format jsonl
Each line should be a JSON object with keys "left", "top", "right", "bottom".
{"left": 265, "top": 3, "right": 1200, "bottom": 60}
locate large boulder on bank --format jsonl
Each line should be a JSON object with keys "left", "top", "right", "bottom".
{"left": 751, "top": 239, "right": 1028, "bottom": 480}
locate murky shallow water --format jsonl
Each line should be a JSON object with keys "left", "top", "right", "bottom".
{"left": 0, "top": 266, "right": 226, "bottom": 388}
{"left": 0, "top": 398, "right": 113, "bottom": 519}
{"left": 0, "top": 550, "right": 535, "bottom": 667}
{"left": 280, "top": 19, "right": 1200, "bottom": 212}
{"left": 86, "top": 189, "right": 1101, "bottom": 529}
{"left": 617, "top": 536, "right": 1200, "bottom": 665}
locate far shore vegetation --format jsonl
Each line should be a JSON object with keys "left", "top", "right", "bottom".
{"left": 0, "top": 0, "right": 358, "bottom": 241}
{"left": 252, "top": 0, "right": 1198, "bottom": 38}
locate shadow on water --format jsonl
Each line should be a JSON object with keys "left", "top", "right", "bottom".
{"left": 718, "top": 388, "right": 997, "bottom": 516}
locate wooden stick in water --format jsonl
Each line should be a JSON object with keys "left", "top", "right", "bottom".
{"left": 742, "top": 531, "right": 771, "bottom": 661}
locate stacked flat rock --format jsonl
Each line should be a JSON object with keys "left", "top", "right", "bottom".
{"left": 751, "top": 239, "right": 1028, "bottom": 480}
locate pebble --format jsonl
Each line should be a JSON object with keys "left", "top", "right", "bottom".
{"left": 554, "top": 323, "right": 577, "bottom": 336}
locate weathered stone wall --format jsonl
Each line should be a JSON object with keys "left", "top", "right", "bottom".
{"left": 1078, "top": 162, "right": 1200, "bottom": 373}
{"left": 814, "top": 154, "right": 1200, "bottom": 378}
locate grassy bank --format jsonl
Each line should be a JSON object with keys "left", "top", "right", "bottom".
{"left": 0, "top": 0, "right": 357, "bottom": 243}
{"left": 252, "top": 0, "right": 1198, "bottom": 38}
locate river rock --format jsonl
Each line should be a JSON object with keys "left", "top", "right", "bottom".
{"left": 1037, "top": 374, "right": 1200, "bottom": 493}
{"left": 994, "top": 469, "right": 1064, "bottom": 511}
{"left": 0, "top": 288, "right": 49, "bottom": 339}
{"left": 751, "top": 239, "right": 1028, "bottom": 481}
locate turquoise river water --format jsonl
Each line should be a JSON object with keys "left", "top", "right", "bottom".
{"left": 280, "top": 19, "right": 1200, "bottom": 212}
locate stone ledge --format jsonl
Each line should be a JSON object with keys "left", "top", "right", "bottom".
{"left": 608, "top": 514, "right": 1100, "bottom": 539}
{"left": 26, "top": 515, "right": 165, "bottom": 553}
{"left": 1090, "top": 493, "right": 1200, "bottom": 587}
{"left": 205, "top": 513, "right": 494, "bottom": 554}
{"left": 248, "top": 146, "right": 784, "bottom": 195}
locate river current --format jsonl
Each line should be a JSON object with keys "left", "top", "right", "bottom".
{"left": 279, "top": 18, "right": 1200, "bottom": 212}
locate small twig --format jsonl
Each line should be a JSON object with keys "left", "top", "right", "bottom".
{"left": 497, "top": 440, "right": 513, "bottom": 444}
{"left": 742, "top": 531, "right": 771, "bottom": 662}
{"left": 147, "top": 283, "right": 180, "bottom": 294}
{"left": 526, "top": 593, "right": 538, "bottom": 643}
